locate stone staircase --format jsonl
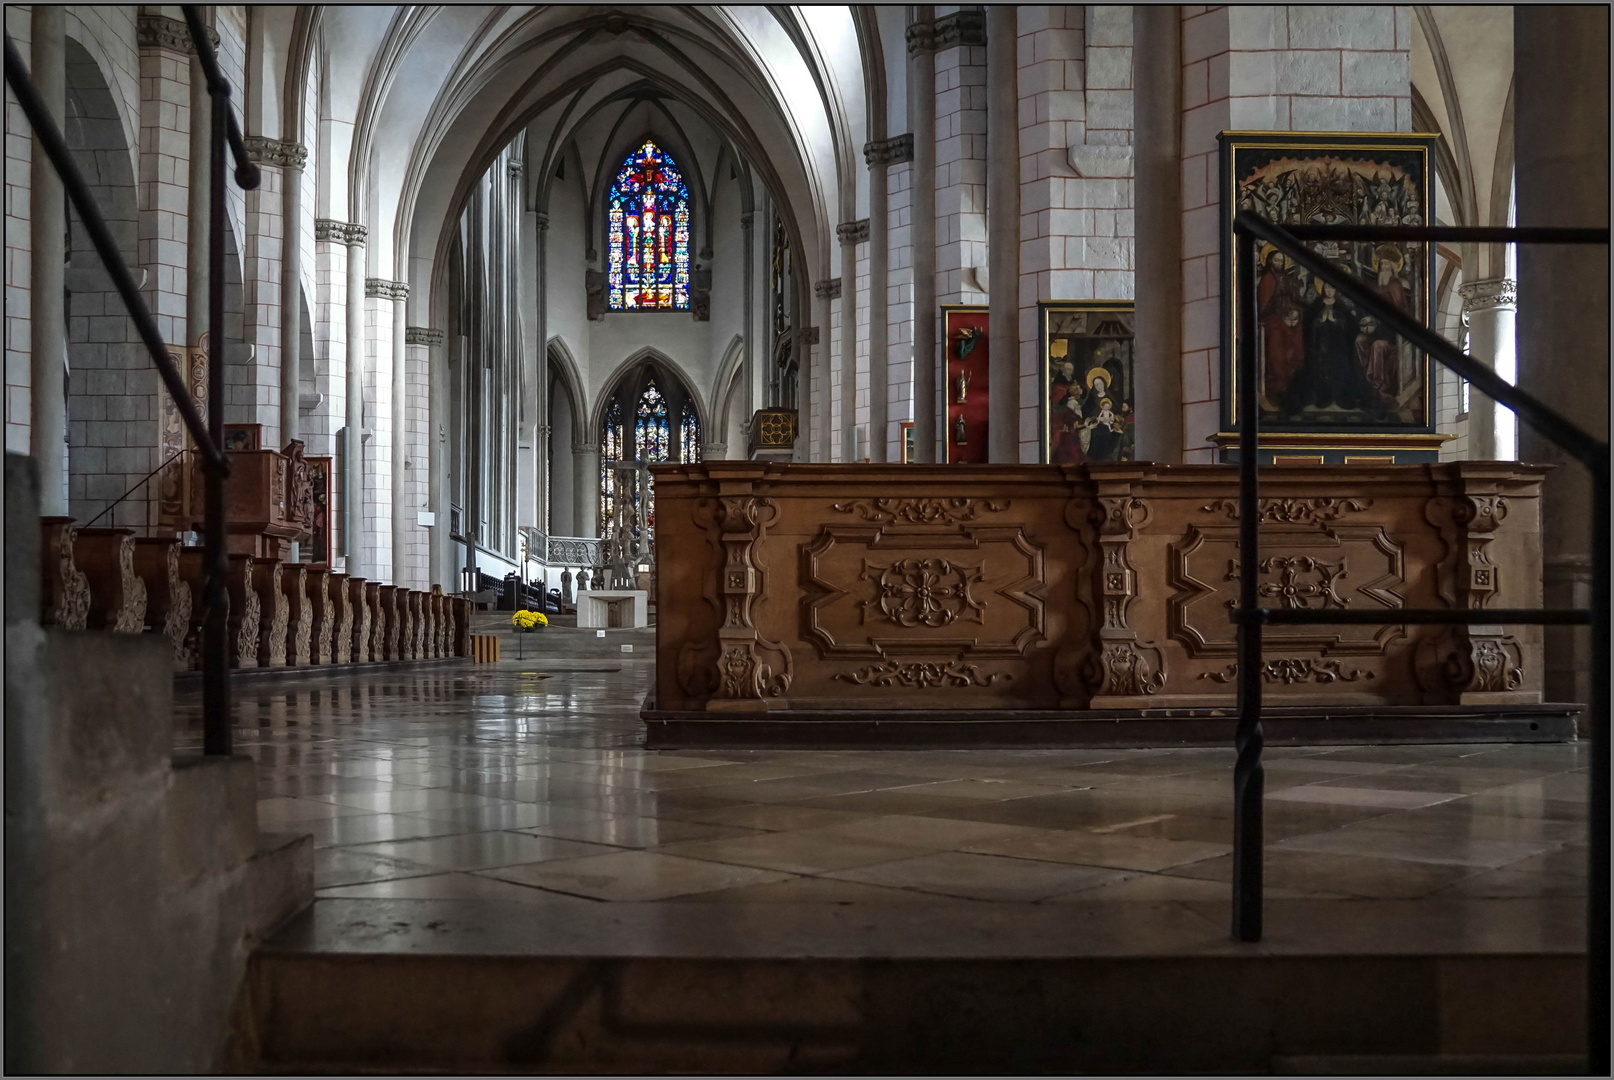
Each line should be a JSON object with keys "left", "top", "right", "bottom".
{"left": 5, "top": 453, "right": 314, "bottom": 1073}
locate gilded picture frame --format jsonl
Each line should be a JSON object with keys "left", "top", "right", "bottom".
{"left": 1040, "top": 301, "right": 1136, "bottom": 464}
{"left": 1218, "top": 131, "right": 1439, "bottom": 443}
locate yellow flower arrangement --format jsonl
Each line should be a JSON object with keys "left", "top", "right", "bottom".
{"left": 511, "top": 609, "right": 548, "bottom": 630}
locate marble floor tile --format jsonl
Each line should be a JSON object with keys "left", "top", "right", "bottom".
{"left": 961, "top": 831, "right": 1230, "bottom": 873}
{"left": 515, "top": 814, "right": 760, "bottom": 849}
{"left": 663, "top": 829, "right": 933, "bottom": 875}
{"left": 481, "top": 850, "right": 793, "bottom": 902}
{"left": 341, "top": 831, "right": 617, "bottom": 872}
{"left": 1433, "top": 868, "right": 1588, "bottom": 899}
{"left": 1266, "top": 785, "right": 1462, "bottom": 810}
{"left": 314, "top": 848, "right": 436, "bottom": 890}
{"left": 828, "top": 851, "right": 1134, "bottom": 902}
{"left": 665, "top": 876, "right": 947, "bottom": 904}
{"left": 670, "top": 804, "right": 876, "bottom": 833}
{"left": 298, "top": 812, "right": 469, "bottom": 849}
{"left": 322, "top": 788, "right": 515, "bottom": 814}
{"left": 802, "top": 814, "right": 1047, "bottom": 851}
{"left": 1164, "top": 850, "right": 1477, "bottom": 900}
{"left": 1273, "top": 826, "right": 1558, "bottom": 869}
{"left": 256, "top": 796, "right": 376, "bottom": 828}
{"left": 317, "top": 872, "right": 592, "bottom": 904}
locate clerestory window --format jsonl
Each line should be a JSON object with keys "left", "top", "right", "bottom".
{"left": 606, "top": 140, "right": 691, "bottom": 311}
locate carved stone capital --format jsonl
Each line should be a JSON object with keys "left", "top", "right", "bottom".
{"left": 865, "top": 134, "right": 915, "bottom": 167}
{"left": 1458, "top": 277, "right": 1517, "bottom": 311}
{"left": 365, "top": 278, "right": 409, "bottom": 301}
{"left": 814, "top": 277, "right": 842, "bottom": 301}
{"left": 405, "top": 326, "right": 445, "bottom": 347}
{"left": 837, "top": 219, "right": 870, "bottom": 245}
{"left": 242, "top": 136, "right": 308, "bottom": 170}
{"left": 905, "top": 20, "right": 936, "bottom": 55}
{"left": 797, "top": 326, "right": 820, "bottom": 346}
{"left": 316, "top": 219, "right": 367, "bottom": 246}
{"left": 137, "top": 14, "right": 218, "bottom": 54}
{"left": 508, "top": 159, "right": 524, "bottom": 178}
{"left": 934, "top": 9, "right": 987, "bottom": 49}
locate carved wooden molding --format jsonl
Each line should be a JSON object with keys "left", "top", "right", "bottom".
{"left": 864, "top": 558, "right": 985, "bottom": 628}
{"left": 133, "top": 539, "right": 192, "bottom": 669}
{"left": 329, "top": 574, "right": 354, "bottom": 664}
{"left": 833, "top": 497, "right": 1007, "bottom": 525}
{"left": 1417, "top": 488, "right": 1524, "bottom": 697}
{"left": 366, "top": 583, "right": 386, "bottom": 663}
{"left": 1082, "top": 489, "right": 1166, "bottom": 700}
{"left": 253, "top": 560, "right": 289, "bottom": 667}
{"left": 1203, "top": 497, "right": 1372, "bottom": 524}
{"left": 835, "top": 659, "right": 1008, "bottom": 689}
{"left": 282, "top": 566, "right": 312, "bottom": 665}
{"left": 227, "top": 556, "right": 262, "bottom": 669}
{"left": 1200, "top": 659, "right": 1377, "bottom": 685}
{"left": 74, "top": 529, "right": 148, "bottom": 634}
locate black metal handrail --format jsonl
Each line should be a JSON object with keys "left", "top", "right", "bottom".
{"left": 1230, "top": 211, "right": 1610, "bottom": 1075}
{"left": 3, "top": 8, "right": 261, "bottom": 758}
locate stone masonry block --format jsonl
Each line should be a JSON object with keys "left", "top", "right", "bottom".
{"left": 1287, "top": 5, "right": 1396, "bottom": 51}
{"left": 1342, "top": 50, "right": 1410, "bottom": 97}
{"left": 1277, "top": 50, "right": 1343, "bottom": 95}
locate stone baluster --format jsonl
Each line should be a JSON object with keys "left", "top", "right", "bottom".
{"left": 349, "top": 578, "right": 371, "bottom": 663}
{"left": 176, "top": 548, "right": 215, "bottom": 670}
{"left": 366, "top": 582, "right": 387, "bottom": 662}
{"left": 226, "top": 554, "right": 261, "bottom": 668}
{"left": 304, "top": 567, "right": 330, "bottom": 664}
{"left": 39, "top": 516, "right": 90, "bottom": 630}
{"left": 378, "top": 585, "right": 400, "bottom": 661}
{"left": 326, "top": 573, "right": 353, "bottom": 663}
{"left": 133, "top": 537, "right": 192, "bottom": 669}
{"left": 282, "top": 564, "right": 312, "bottom": 665}
{"left": 73, "top": 527, "right": 148, "bottom": 634}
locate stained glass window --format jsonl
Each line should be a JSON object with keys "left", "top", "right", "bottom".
{"left": 599, "top": 399, "right": 623, "bottom": 534}
{"left": 607, "top": 141, "right": 691, "bottom": 311}
{"left": 680, "top": 410, "right": 700, "bottom": 464}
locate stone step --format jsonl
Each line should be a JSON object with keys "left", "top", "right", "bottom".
{"left": 245, "top": 901, "right": 1587, "bottom": 1075}
{"left": 247, "top": 832, "right": 315, "bottom": 943}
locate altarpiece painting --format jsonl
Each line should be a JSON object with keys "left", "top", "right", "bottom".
{"left": 1218, "top": 132, "right": 1439, "bottom": 458}
{"left": 1041, "top": 302, "right": 1136, "bottom": 464}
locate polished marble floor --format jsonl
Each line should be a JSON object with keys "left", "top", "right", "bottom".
{"left": 172, "top": 627, "right": 1591, "bottom": 931}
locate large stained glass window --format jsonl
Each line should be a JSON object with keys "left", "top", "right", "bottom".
{"left": 680, "top": 410, "right": 700, "bottom": 464}
{"left": 607, "top": 141, "right": 691, "bottom": 311}
{"left": 599, "top": 399, "right": 623, "bottom": 536}
{"left": 634, "top": 379, "right": 670, "bottom": 462}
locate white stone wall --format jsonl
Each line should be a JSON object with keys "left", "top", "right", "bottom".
{"left": 362, "top": 293, "right": 392, "bottom": 576}
{"left": 240, "top": 163, "right": 284, "bottom": 447}
{"left": 885, "top": 159, "right": 914, "bottom": 460}
{"left": 6, "top": 7, "right": 34, "bottom": 455}
{"left": 934, "top": 38, "right": 988, "bottom": 308}
{"left": 402, "top": 339, "right": 430, "bottom": 586}
{"left": 314, "top": 236, "right": 347, "bottom": 561}
{"left": 854, "top": 237, "right": 870, "bottom": 457}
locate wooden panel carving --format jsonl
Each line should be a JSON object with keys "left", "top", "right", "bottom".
{"left": 328, "top": 573, "right": 354, "bottom": 664}
{"left": 282, "top": 565, "right": 312, "bottom": 665}
{"left": 252, "top": 560, "right": 288, "bottom": 667}
{"left": 133, "top": 538, "right": 192, "bottom": 669}
{"left": 305, "top": 567, "right": 331, "bottom": 664}
{"left": 226, "top": 554, "right": 261, "bottom": 668}
{"left": 651, "top": 462, "right": 1547, "bottom": 719}
{"left": 74, "top": 528, "right": 148, "bottom": 634}
{"left": 39, "top": 517, "right": 90, "bottom": 631}
{"left": 350, "top": 580, "right": 372, "bottom": 663}
{"left": 378, "top": 586, "right": 400, "bottom": 662}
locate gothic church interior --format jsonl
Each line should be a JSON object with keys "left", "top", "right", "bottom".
{"left": 4, "top": 4, "right": 1608, "bottom": 1074}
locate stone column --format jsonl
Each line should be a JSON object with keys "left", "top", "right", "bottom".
{"left": 343, "top": 223, "right": 367, "bottom": 578}
{"left": 741, "top": 210, "right": 756, "bottom": 450}
{"left": 1514, "top": 6, "right": 1609, "bottom": 708}
{"left": 389, "top": 280, "right": 408, "bottom": 585}
{"left": 534, "top": 211, "right": 549, "bottom": 533}
{"left": 1459, "top": 278, "right": 1518, "bottom": 461}
{"left": 1132, "top": 4, "right": 1184, "bottom": 464}
{"left": 573, "top": 441, "right": 599, "bottom": 538}
{"left": 835, "top": 225, "right": 859, "bottom": 458}
{"left": 29, "top": 7, "right": 67, "bottom": 513}
{"left": 864, "top": 150, "right": 890, "bottom": 462}
{"left": 985, "top": 5, "right": 1020, "bottom": 464}
{"left": 275, "top": 144, "right": 307, "bottom": 447}
{"left": 907, "top": 7, "right": 938, "bottom": 462}
{"left": 814, "top": 278, "right": 836, "bottom": 459}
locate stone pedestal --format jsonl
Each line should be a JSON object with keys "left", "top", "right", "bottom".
{"left": 577, "top": 589, "right": 648, "bottom": 629}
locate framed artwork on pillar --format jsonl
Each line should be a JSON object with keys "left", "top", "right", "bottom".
{"left": 300, "top": 456, "right": 333, "bottom": 567}
{"left": 941, "top": 305, "right": 989, "bottom": 463}
{"left": 1216, "top": 131, "right": 1446, "bottom": 463}
{"left": 1040, "top": 302, "right": 1137, "bottom": 464}
{"left": 222, "top": 423, "right": 262, "bottom": 451}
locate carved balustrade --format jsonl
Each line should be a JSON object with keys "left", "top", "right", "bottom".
{"left": 349, "top": 579, "right": 371, "bottom": 663}
{"left": 225, "top": 554, "right": 261, "bottom": 668}
{"left": 73, "top": 528, "right": 149, "bottom": 634}
{"left": 653, "top": 462, "right": 1548, "bottom": 719}
{"left": 39, "top": 517, "right": 90, "bottom": 630}
{"left": 252, "top": 560, "right": 289, "bottom": 667}
{"left": 365, "top": 582, "right": 385, "bottom": 662}
{"left": 378, "top": 586, "right": 400, "bottom": 662}
{"left": 133, "top": 538, "right": 192, "bottom": 669}
{"left": 282, "top": 565, "right": 312, "bottom": 666}
{"left": 327, "top": 573, "right": 353, "bottom": 664}
{"left": 176, "top": 548, "right": 213, "bottom": 669}
{"left": 304, "top": 568, "right": 331, "bottom": 664}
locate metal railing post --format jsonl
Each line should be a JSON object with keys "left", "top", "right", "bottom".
{"left": 1591, "top": 479, "right": 1610, "bottom": 1076}
{"left": 1232, "top": 227, "right": 1263, "bottom": 941}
